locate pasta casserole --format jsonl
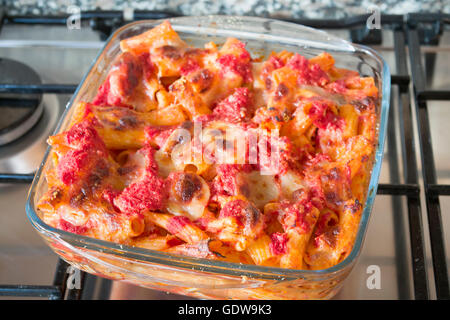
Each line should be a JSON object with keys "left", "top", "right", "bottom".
{"left": 37, "top": 21, "right": 379, "bottom": 271}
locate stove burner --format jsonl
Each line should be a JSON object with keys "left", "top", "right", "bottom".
{"left": 0, "top": 58, "right": 44, "bottom": 146}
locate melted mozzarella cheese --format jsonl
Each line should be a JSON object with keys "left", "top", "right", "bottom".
{"left": 243, "top": 171, "right": 280, "bottom": 209}
{"left": 166, "top": 173, "right": 210, "bottom": 220}
{"left": 202, "top": 121, "right": 249, "bottom": 165}
{"left": 154, "top": 150, "right": 177, "bottom": 179}
{"left": 119, "top": 150, "right": 146, "bottom": 186}
{"left": 279, "top": 170, "right": 304, "bottom": 199}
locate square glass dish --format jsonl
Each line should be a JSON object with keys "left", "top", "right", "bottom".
{"left": 26, "top": 16, "right": 390, "bottom": 300}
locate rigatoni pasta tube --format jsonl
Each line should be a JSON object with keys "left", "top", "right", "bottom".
{"left": 145, "top": 211, "right": 209, "bottom": 244}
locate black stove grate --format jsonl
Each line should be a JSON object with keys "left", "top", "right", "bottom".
{"left": 0, "top": 10, "right": 448, "bottom": 300}
{"left": 406, "top": 14, "right": 450, "bottom": 299}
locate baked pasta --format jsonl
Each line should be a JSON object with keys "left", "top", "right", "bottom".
{"left": 38, "top": 21, "right": 379, "bottom": 270}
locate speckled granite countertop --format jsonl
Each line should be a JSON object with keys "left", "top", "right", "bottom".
{"left": 3, "top": 0, "right": 449, "bottom": 18}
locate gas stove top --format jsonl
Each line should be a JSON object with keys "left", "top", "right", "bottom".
{"left": 0, "top": 11, "right": 449, "bottom": 300}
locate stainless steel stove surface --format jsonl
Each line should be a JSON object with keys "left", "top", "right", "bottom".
{"left": 0, "top": 13, "right": 449, "bottom": 300}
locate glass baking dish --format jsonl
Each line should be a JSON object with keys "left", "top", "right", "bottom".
{"left": 26, "top": 16, "right": 390, "bottom": 300}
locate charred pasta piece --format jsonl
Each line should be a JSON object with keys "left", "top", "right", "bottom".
{"left": 38, "top": 21, "right": 379, "bottom": 270}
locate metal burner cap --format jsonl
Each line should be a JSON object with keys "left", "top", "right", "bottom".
{"left": 0, "top": 58, "right": 44, "bottom": 146}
